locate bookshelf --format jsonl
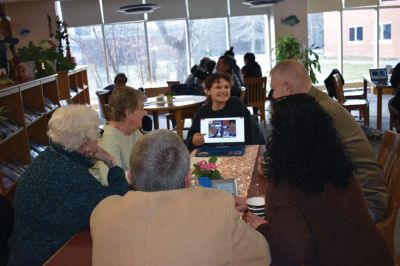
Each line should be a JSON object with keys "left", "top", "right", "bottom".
{"left": 0, "top": 66, "right": 89, "bottom": 200}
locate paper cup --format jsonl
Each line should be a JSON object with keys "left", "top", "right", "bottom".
{"left": 247, "top": 196, "right": 265, "bottom": 217}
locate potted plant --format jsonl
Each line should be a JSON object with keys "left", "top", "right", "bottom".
{"left": 165, "top": 91, "right": 175, "bottom": 103}
{"left": 192, "top": 156, "right": 222, "bottom": 187}
{"left": 273, "top": 35, "right": 321, "bottom": 85}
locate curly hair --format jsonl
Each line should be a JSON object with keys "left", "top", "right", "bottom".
{"left": 264, "top": 94, "right": 354, "bottom": 196}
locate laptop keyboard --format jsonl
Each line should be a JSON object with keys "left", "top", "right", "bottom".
{"left": 196, "top": 145, "right": 245, "bottom": 157}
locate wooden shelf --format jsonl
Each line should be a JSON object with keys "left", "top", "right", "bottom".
{"left": 0, "top": 66, "right": 89, "bottom": 200}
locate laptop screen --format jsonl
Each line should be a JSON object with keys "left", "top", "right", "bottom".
{"left": 200, "top": 117, "right": 245, "bottom": 144}
{"left": 369, "top": 68, "right": 388, "bottom": 81}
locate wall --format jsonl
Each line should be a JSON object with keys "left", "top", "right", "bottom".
{"left": 6, "top": 1, "right": 56, "bottom": 48}
{"left": 273, "top": 0, "right": 308, "bottom": 46}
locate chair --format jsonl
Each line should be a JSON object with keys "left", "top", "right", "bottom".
{"left": 333, "top": 74, "right": 369, "bottom": 126}
{"left": 375, "top": 130, "right": 400, "bottom": 257}
{"left": 240, "top": 86, "right": 246, "bottom": 103}
{"left": 325, "top": 69, "right": 366, "bottom": 100}
{"left": 243, "top": 77, "right": 267, "bottom": 126}
{"left": 96, "top": 89, "right": 112, "bottom": 120}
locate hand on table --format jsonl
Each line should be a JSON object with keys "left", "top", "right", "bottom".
{"left": 234, "top": 196, "right": 248, "bottom": 213}
{"left": 192, "top": 133, "right": 205, "bottom": 146}
{"left": 246, "top": 212, "right": 268, "bottom": 229}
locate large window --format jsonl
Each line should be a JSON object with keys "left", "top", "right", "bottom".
{"left": 379, "top": 7, "right": 399, "bottom": 67}
{"left": 147, "top": 20, "right": 189, "bottom": 85}
{"left": 343, "top": 9, "right": 375, "bottom": 82}
{"left": 104, "top": 22, "right": 149, "bottom": 88}
{"left": 308, "top": 12, "right": 341, "bottom": 84}
{"left": 69, "top": 25, "right": 108, "bottom": 99}
{"left": 229, "top": 15, "right": 269, "bottom": 75}
{"left": 189, "top": 18, "right": 228, "bottom": 69}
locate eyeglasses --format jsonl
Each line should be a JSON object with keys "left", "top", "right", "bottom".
{"left": 98, "top": 128, "right": 104, "bottom": 138}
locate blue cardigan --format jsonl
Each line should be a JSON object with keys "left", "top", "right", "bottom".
{"left": 7, "top": 143, "right": 129, "bottom": 265}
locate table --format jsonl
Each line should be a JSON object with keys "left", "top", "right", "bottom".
{"left": 363, "top": 75, "right": 394, "bottom": 130}
{"left": 144, "top": 95, "right": 206, "bottom": 138}
{"left": 44, "top": 145, "right": 264, "bottom": 264}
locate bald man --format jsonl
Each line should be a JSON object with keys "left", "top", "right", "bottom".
{"left": 269, "top": 59, "right": 387, "bottom": 222}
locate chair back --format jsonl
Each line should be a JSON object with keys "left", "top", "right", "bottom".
{"left": 243, "top": 77, "right": 267, "bottom": 107}
{"left": 240, "top": 86, "right": 246, "bottom": 102}
{"left": 96, "top": 89, "right": 112, "bottom": 119}
{"left": 144, "top": 86, "right": 170, "bottom": 98}
{"left": 166, "top": 81, "right": 180, "bottom": 89}
{"left": 376, "top": 130, "right": 400, "bottom": 256}
{"left": 332, "top": 73, "right": 345, "bottom": 104}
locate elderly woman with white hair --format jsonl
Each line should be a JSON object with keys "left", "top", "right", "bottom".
{"left": 7, "top": 105, "right": 129, "bottom": 266}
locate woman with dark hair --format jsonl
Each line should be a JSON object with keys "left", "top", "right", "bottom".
{"left": 247, "top": 94, "right": 392, "bottom": 265}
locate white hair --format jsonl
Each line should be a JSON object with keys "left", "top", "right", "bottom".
{"left": 47, "top": 105, "right": 99, "bottom": 151}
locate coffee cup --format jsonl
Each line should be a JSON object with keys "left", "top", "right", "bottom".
{"left": 247, "top": 196, "right": 265, "bottom": 218}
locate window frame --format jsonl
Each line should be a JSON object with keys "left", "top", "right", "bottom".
{"left": 348, "top": 25, "right": 364, "bottom": 43}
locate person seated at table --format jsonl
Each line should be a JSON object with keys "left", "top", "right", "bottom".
{"left": 90, "top": 129, "right": 271, "bottom": 266}
{"left": 186, "top": 72, "right": 265, "bottom": 151}
{"left": 389, "top": 62, "right": 400, "bottom": 132}
{"left": 7, "top": 105, "right": 129, "bottom": 266}
{"left": 267, "top": 59, "right": 387, "bottom": 222}
{"left": 246, "top": 94, "right": 392, "bottom": 266}
{"left": 241, "top": 52, "right": 262, "bottom": 117}
{"left": 184, "top": 57, "right": 210, "bottom": 85}
{"left": 216, "top": 55, "right": 243, "bottom": 98}
{"left": 103, "top": 73, "right": 152, "bottom": 132}
{"left": 91, "top": 86, "right": 147, "bottom": 186}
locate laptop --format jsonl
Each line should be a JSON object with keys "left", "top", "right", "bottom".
{"left": 195, "top": 117, "right": 246, "bottom": 157}
{"left": 369, "top": 68, "right": 389, "bottom": 85}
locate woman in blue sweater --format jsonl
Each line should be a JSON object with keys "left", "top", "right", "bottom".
{"left": 7, "top": 105, "right": 129, "bottom": 266}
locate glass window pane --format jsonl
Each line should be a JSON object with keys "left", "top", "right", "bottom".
{"left": 229, "top": 15, "right": 270, "bottom": 75}
{"left": 189, "top": 18, "right": 228, "bottom": 69}
{"left": 69, "top": 25, "right": 108, "bottom": 102}
{"left": 357, "top": 27, "right": 363, "bottom": 41}
{"left": 349, "top": 27, "right": 355, "bottom": 41}
{"left": 380, "top": 0, "right": 400, "bottom": 6}
{"left": 379, "top": 8, "right": 399, "bottom": 67}
{"left": 147, "top": 20, "right": 189, "bottom": 85}
{"left": 343, "top": 9, "right": 375, "bottom": 82}
{"left": 104, "top": 22, "right": 149, "bottom": 88}
{"left": 308, "top": 12, "right": 341, "bottom": 85}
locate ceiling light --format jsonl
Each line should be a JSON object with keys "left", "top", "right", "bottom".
{"left": 242, "top": 0, "right": 283, "bottom": 8}
{"left": 118, "top": 3, "right": 160, "bottom": 15}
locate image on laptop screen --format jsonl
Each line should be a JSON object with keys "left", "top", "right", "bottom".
{"left": 200, "top": 117, "right": 245, "bottom": 144}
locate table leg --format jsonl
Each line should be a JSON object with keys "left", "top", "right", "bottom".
{"left": 174, "top": 110, "right": 183, "bottom": 138}
{"left": 377, "top": 87, "right": 382, "bottom": 130}
{"left": 153, "top": 111, "right": 159, "bottom": 129}
{"left": 363, "top": 78, "right": 368, "bottom": 98}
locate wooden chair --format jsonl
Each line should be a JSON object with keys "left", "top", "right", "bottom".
{"left": 375, "top": 130, "right": 400, "bottom": 257}
{"left": 96, "top": 89, "right": 112, "bottom": 119}
{"left": 333, "top": 74, "right": 369, "bottom": 126}
{"left": 243, "top": 77, "right": 267, "bottom": 126}
{"left": 240, "top": 86, "right": 246, "bottom": 102}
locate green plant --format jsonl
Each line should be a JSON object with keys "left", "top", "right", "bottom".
{"left": 192, "top": 156, "right": 222, "bottom": 180}
{"left": 273, "top": 36, "right": 321, "bottom": 85}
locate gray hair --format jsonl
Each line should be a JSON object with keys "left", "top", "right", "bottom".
{"left": 47, "top": 105, "right": 99, "bottom": 151}
{"left": 130, "top": 129, "right": 190, "bottom": 191}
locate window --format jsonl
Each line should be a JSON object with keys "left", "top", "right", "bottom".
{"left": 189, "top": 18, "right": 228, "bottom": 69}
{"left": 147, "top": 20, "right": 189, "bottom": 85}
{"left": 308, "top": 12, "right": 341, "bottom": 85}
{"left": 349, "top": 26, "right": 363, "bottom": 42}
{"left": 379, "top": 23, "right": 392, "bottom": 41}
{"left": 229, "top": 15, "right": 269, "bottom": 74}
{"left": 104, "top": 22, "right": 149, "bottom": 88}
{"left": 74, "top": 27, "right": 91, "bottom": 37}
{"left": 69, "top": 25, "right": 108, "bottom": 102}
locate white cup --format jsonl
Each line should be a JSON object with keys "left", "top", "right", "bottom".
{"left": 247, "top": 196, "right": 265, "bottom": 218}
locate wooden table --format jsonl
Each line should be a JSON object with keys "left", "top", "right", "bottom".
{"left": 144, "top": 95, "right": 206, "bottom": 138}
{"left": 44, "top": 145, "right": 264, "bottom": 265}
{"left": 363, "top": 75, "right": 394, "bottom": 130}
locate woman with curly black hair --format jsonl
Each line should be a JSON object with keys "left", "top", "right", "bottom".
{"left": 247, "top": 94, "right": 392, "bottom": 266}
